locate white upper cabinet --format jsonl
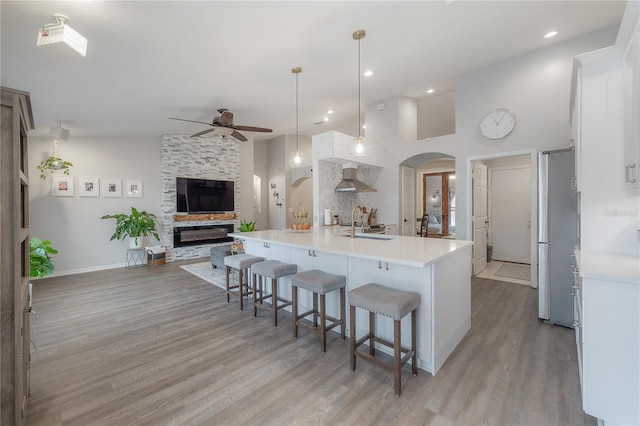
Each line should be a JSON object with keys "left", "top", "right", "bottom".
{"left": 312, "top": 131, "right": 383, "bottom": 168}
{"left": 623, "top": 18, "right": 640, "bottom": 189}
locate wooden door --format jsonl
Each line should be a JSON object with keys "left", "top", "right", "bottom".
{"left": 1, "top": 87, "right": 34, "bottom": 425}
{"left": 421, "top": 172, "right": 452, "bottom": 237}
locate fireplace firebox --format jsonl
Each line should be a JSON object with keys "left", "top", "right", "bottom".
{"left": 173, "top": 224, "right": 234, "bottom": 248}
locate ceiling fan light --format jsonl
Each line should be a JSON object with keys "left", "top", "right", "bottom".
{"left": 215, "top": 127, "right": 233, "bottom": 136}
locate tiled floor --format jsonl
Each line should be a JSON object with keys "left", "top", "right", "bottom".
{"left": 476, "top": 260, "right": 532, "bottom": 286}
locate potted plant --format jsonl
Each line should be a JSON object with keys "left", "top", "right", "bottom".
{"left": 101, "top": 207, "right": 160, "bottom": 249}
{"left": 29, "top": 237, "right": 58, "bottom": 278}
{"left": 239, "top": 220, "right": 255, "bottom": 232}
{"left": 36, "top": 156, "right": 73, "bottom": 180}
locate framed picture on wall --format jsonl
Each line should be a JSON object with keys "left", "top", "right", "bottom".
{"left": 125, "top": 180, "right": 143, "bottom": 198}
{"left": 102, "top": 178, "right": 122, "bottom": 198}
{"left": 51, "top": 175, "right": 75, "bottom": 197}
{"left": 78, "top": 177, "right": 100, "bottom": 197}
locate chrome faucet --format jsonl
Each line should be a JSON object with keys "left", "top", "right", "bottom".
{"left": 351, "top": 205, "right": 363, "bottom": 239}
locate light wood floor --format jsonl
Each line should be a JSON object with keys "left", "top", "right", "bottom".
{"left": 26, "top": 260, "right": 595, "bottom": 425}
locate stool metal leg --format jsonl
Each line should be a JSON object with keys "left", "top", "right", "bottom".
{"left": 350, "top": 305, "right": 356, "bottom": 371}
{"left": 394, "top": 318, "right": 402, "bottom": 396}
{"left": 369, "top": 311, "right": 375, "bottom": 356}
{"left": 292, "top": 286, "right": 299, "bottom": 338}
{"left": 272, "top": 277, "right": 278, "bottom": 327}
{"left": 320, "top": 293, "right": 327, "bottom": 352}
{"left": 238, "top": 269, "right": 244, "bottom": 311}
{"left": 340, "top": 287, "right": 346, "bottom": 340}
{"left": 312, "top": 293, "right": 318, "bottom": 328}
{"left": 225, "top": 266, "right": 231, "bottom": 303}
{"left": 412, "top": 309, "right": 418, "bottom": 376}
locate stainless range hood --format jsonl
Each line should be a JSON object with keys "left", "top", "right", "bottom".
{"left": 334, "top": 167, "right": 377, "bottom": 193}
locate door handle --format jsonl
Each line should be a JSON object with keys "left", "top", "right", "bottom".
{"left": 404, "top": 218, "right": 408, "bottom": 223}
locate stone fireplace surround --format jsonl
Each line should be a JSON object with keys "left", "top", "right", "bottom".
{"left": 160, "top": 134, "right": 240, "bottom": 262}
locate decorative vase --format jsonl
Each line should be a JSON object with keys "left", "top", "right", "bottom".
{"left": 129, "top": 236, "right": 143, "bottom": 249}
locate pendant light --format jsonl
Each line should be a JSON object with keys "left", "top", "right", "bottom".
{"left": 289, "top": 66, "right": 307, "bottom": 168}
{"left": 351, "top": 29, "right": 366, "bottom": 157}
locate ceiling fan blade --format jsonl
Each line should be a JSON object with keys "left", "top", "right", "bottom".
{"left": 169, "top": 117, "right": 213, "bottom": 126}
{"left": 233, "top": 125, "right": 273, "bottom": 133}
{"left": 190, "top": 128, "right": 217, "bottom": 138}
{"left": 219, "top": 111, "right": 234, "bottom": 127}
{"left": 230, "top": 130, "right": 248, "bottom": 142}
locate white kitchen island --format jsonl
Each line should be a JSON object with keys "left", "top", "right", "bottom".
{"left": 230, "top": 228, "right": 473, "bottom": 375}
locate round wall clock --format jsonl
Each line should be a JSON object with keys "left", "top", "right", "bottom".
{"left": 479, "top": 108, "right": 516, "bottom": 140}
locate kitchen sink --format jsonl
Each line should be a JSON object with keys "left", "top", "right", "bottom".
{"left": 340, "top": 234, "right": 393, "bottom": 241}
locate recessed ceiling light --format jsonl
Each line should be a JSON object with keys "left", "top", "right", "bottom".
{"left": 323, "top": 117, "right": 329, "bottom": 122}
{"left": 327, "top": 109, "right": 334, "bottom": 114}
{"left": 362, "top": 124, "right": 366, "bottom": 129}
{"left": 363, "top": 70, "right": 373, "bottom": 77}
{"left": 427, "top": 89, "right": 435, "bottom": 94}
{"left": 544, "top": 31, "right": 558, "bottom": 39}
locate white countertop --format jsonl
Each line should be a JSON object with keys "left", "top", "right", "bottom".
{"left": 575, "top": 249, "right": 640, "bottom": 285}
{"left": 230, "top": 228, "right": 473, "bottom": 268}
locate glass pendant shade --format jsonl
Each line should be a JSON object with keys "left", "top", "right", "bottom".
{"left": 289, "top": 149, "right": 307, "bottom": 167}
{"left": 352, "top": 29, "right": 366, "bottom": 157}
{"left": 290, "top": 66, "right": 307, "bottom": 168}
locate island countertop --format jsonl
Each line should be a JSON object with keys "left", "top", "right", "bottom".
{"left": 230, "top": 228, "right": 473, "bottom": 268}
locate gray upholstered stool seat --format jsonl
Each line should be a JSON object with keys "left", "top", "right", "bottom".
{"left": 223, "top": 254, "right": 264, "bottom": 310}
{"left": 291, "top": 270, "right": 346, "bottom": 352}
{"left": 349, "top": 283, "right": 420, "bottom": 396}
{"left": 251, "top": 260, "right": 297, "bottom": 326}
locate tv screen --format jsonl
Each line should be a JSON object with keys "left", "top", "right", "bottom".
{"left": 176, "top": 177, "right": 235, "bottom": 213}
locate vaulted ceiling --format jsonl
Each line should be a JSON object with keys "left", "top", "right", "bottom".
{"left": 0, "top": 1, "right": 627, "bottom": 141}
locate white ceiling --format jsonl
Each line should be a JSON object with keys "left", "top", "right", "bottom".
{"left": 0, "top": 1, "right": 627, "bottom": 141}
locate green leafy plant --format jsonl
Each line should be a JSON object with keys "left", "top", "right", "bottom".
{"left": 100, "top": 207, "right": 160, "bottom": 246}
{"left": 29, "top": 237, "right": 58, "bottom": 278}
{"left": 36, "top": 156, "right": 73, "bottom": 180}
{"left": 239, "top": 220, "right": 256, "bottom": 232}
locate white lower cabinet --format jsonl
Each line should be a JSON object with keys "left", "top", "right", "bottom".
{"left": 286, "top": 246, "right": 348, "bottom": 321}
{"left": 581, "top": 276, "right": 640, "bottom": 425}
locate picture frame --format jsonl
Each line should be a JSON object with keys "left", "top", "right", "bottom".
{"left": 125, "top": 180, "right": 143, "bottom": 198}
{"left": 78, "top": 176, "right": 100, "bottom": 197}
{"left": 102, "top": 178, "right": 122, "bottom": 198}
{"left": 51, "top": 175, "right": 75, "bottom": 197}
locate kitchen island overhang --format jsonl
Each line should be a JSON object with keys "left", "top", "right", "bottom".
{"left": 230, "top": 228, "right": 473, "bottom": 375}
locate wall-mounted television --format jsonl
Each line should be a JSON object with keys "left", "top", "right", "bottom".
{"left": 176, "top": 177, "right": 235, "bottom": 213}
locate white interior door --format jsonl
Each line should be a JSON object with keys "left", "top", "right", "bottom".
{"left": 473, "top": 162, "right": 488, "bottom": 275}
{"left": 490, "top": 167, "right": 531, "bottom": 264}
{"left": 401, "top": 165, "right": 416, "bottom": 236}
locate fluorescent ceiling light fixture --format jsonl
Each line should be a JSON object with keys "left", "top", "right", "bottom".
{"left": 363, "top": 70, "right": 373, "bottom": 77}
{"left": 544, "top": 31, "right": 558, "bottom": 38}
{"left": 427, "top": 89, "right": 435, "bottom": 94}
{"left": 49, "top": 121, "right": 70, "bottom": 141}
{"left": 37, "top": 14, "right": 87, "bottom": 58}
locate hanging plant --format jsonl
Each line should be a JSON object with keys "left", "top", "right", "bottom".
{"left": 37, "top": 156, "right": 73, "bottom": 180}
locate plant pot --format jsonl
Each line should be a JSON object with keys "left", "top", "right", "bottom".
{"left": 129, "top": 236, "right": 143, "bottom": 249}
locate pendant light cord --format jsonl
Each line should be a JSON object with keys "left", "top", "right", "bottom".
{"left": 296, "top": 70, "right": 299, "bottom": 151}
{"left": 358, "top": 36, "right": 361, "bottom": 139}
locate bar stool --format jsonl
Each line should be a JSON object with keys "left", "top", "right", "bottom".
{"left": 224, "top": 254, "right": 265, "bottom": 310}
{"left": 348, "top": 283, "right": 420, "bottom": 396}
{"left": 291, "top": 270, "right": 346, "bottom": 352}
{"left": 251, "top": 260, "right": 297, "bottom": 326}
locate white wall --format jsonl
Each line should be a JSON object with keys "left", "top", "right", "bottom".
{"left": 29, "top": 135, "right": 162, "bottom": 275}
{"left": 417, "top": 91, "right": 455, "bottom": 140}
{"left": 253, "top": 137, "right": 269, "bottom": 231}
{"left": 267, "top": 136, "right": 286, "bottom": 230}
{"left": 363, "top": 27, "right": 617, "bottom": 243}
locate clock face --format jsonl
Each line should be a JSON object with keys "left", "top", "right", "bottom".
{"left": 479, "top": 109, "right": 516, "bottom": 139}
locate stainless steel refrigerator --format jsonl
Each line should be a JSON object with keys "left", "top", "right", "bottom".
{"left": 538, "top": 148, "right": 578, "bottom": 328}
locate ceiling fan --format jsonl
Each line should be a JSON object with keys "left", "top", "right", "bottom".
{"left": 169, "top": 108, "right": 272, "bottom": 141}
